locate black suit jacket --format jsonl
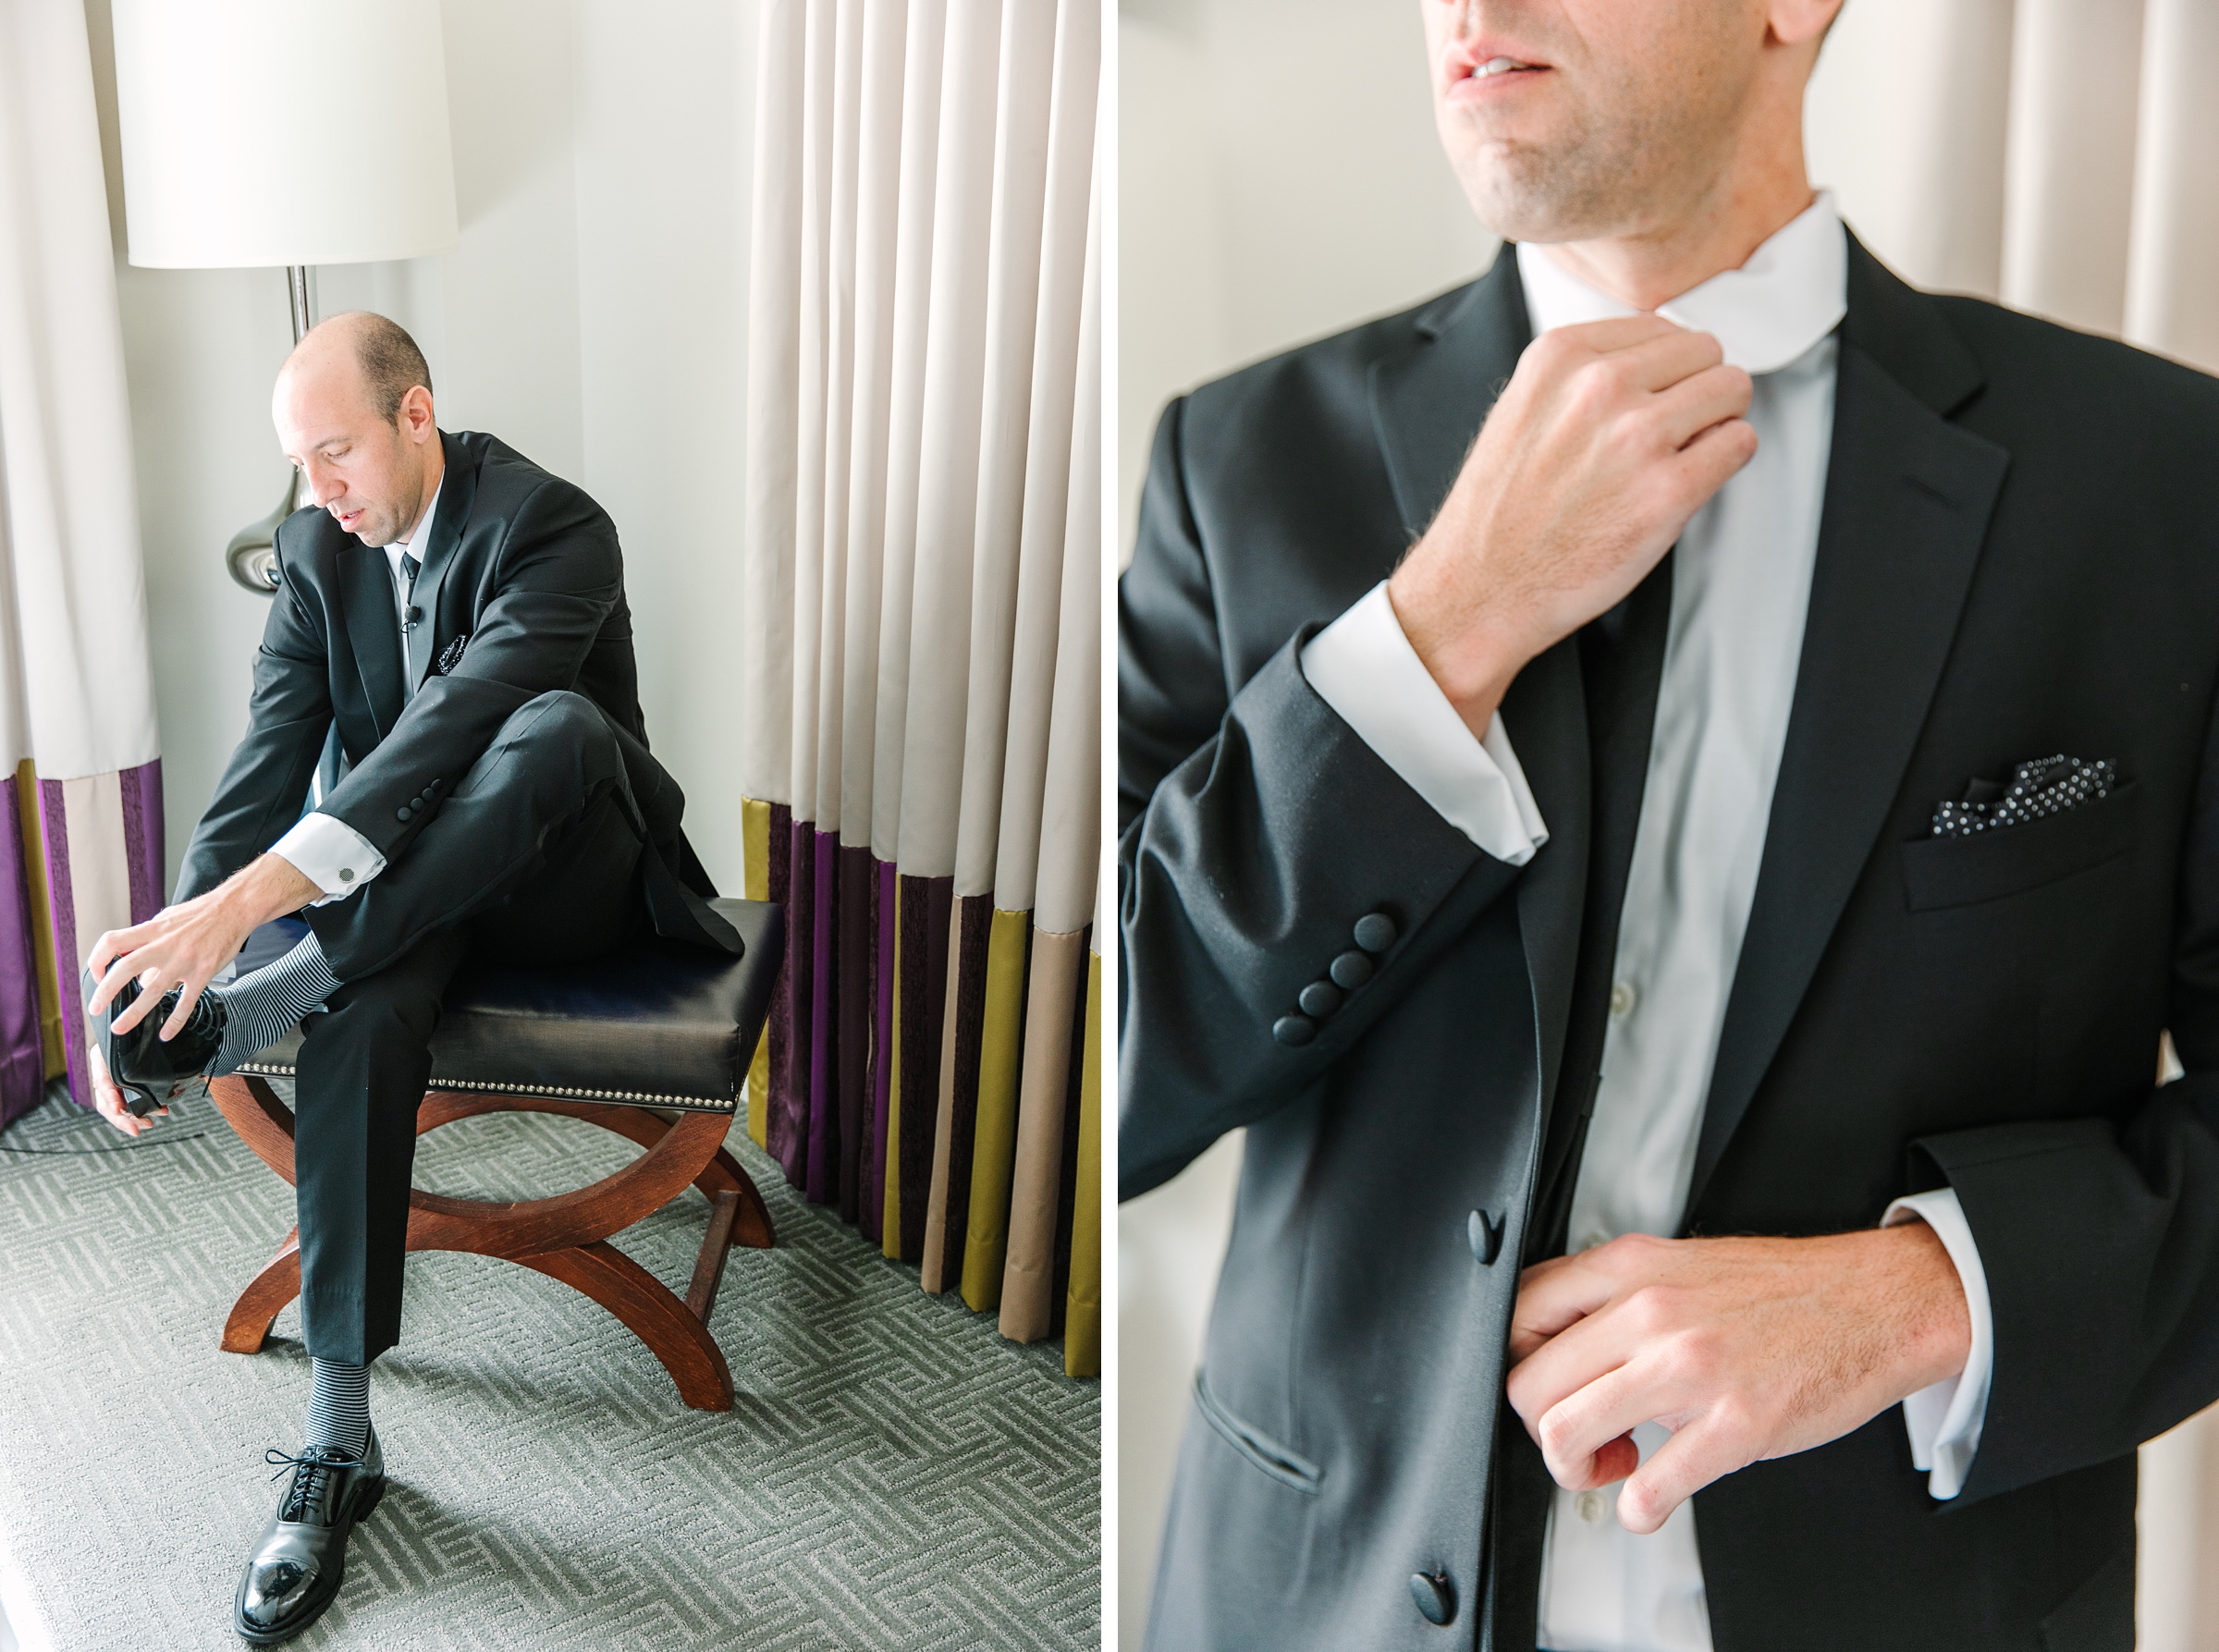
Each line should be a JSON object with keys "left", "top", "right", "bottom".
{"left": 1120, "top": 237, "right": 2219, "bottom": 1650}
{"left": 178, "top": 430, "right": 732, "bottom": 952}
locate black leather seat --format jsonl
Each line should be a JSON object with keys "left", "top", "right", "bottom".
{"left": 232, "top": 897, "right": 785, "bottom": 1113}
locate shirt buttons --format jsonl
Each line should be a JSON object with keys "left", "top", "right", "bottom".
{"left": 1609, "top": 981, "right": 1637, "bottom": 1018}
{"left": 1575, "top": 1489, "right": 1610, "bottom": 1524}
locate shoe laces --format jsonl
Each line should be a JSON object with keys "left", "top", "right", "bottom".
{"left": 265, "top": 1444, "right": 362, "bottom": 1523}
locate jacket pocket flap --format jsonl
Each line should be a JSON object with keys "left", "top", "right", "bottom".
{"left": 1194, "top": 1370, "right": 1323, "bottom": 1494}
{"left": 1902, "top": 780, "right": 2142, "bottom": 912}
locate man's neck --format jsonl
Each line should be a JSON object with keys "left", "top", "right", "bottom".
{"left": 1537, "top": 167, "right": 1818, "bottom": 314}
{"left": 394, "top": 440, "right": 447, "bottom": 548}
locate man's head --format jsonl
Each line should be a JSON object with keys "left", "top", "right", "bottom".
{"left": 272, "top": 312, "right": 441, "bottom": 548}
{"left": 1423, "top": 0, "right": 1844, "bottom": 249}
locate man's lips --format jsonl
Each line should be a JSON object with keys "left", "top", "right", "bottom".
{"left": 1447, "top": 53, "right": 1550, "bottom": 103}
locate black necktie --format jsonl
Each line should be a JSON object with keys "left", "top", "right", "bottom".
{"left": 400, "top": 552, "right": 422, "bottom": 631}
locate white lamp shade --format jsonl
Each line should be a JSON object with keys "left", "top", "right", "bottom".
{"left": 113, "top": 0, "right": 459, "bottom": 269}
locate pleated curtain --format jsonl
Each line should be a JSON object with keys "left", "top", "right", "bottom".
{"left": 0, "top": 0, "right": 163, "bottom": 1128}
{"left": 742, "top": 0, "right": 1102, "bottom": 1377}
{"left": 1830, "top": 0, "right": 2219, "bottom": 370}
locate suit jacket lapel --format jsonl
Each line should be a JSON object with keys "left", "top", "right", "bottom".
{"left": 405, "top": 431, "right": 481, "bottom": 688}
{"left": 1367, "top": 250, "right": 1593, "bottom": 1118}
{"left": 338, "top": 542, "right": 406, "bottom": 740}
{"left": 1686, "top": 239, "right": 2010, "bottom": 1218}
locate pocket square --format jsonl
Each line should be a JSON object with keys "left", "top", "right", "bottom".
{"left": 1931, "top": 753, "right": 2115, "bottom": 839}
{"left": 435, "top": 631, "right": 470, "bottom": 675}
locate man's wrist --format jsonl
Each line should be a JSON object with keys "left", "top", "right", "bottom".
{"left": 1383, "top": 569, "right": 1536, "bottom": 735}
{"left": 223, "top": 853, "right": 321, "bottom": 931}
{"left": 1877, "top": 1218, "right": 1973, "bottom": 1393}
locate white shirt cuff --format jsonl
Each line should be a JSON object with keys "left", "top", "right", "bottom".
{"left": 1299, "top": 581, "right": 1549, "bottom": 866}
{"left": 270, "top": 811, "right": 386, "bottom": 906}
{"left": 1883, "top": 1187, "right": 1993, "bottom": 1499}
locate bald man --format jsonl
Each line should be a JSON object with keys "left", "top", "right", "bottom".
{"left": 80, "top": 312, "right": 737, "bottom": 1645}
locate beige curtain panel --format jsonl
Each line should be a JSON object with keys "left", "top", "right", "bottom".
{"left": 740, "top": 0, "right": 1102, "bottom": 1377}
{"left": 1843, "top": 0, "right": 2219, "bottom": 373}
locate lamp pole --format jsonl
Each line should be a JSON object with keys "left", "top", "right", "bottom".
{"left": 224, "top": 263, "right": 316, "bottom": 593}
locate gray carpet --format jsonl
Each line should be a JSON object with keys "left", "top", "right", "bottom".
{"left": 0, "top": 1082, "right": 1098, "bottom": 1651}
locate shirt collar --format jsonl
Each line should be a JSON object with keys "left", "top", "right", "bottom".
{"left": 1514, "top": 190, "right": 1846, "bottom": 375}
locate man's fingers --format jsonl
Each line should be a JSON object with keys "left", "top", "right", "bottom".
{"left": 1670, "top": 413, "right": 1761, "bottom": 501}
{"left": 85, "top": 1044, "right": 142, "bottom": 1137}
{"left": 105, "top": 965, "right": 165, "bottom": 1036}
{"left": 1644, "top": 361, "right": 1754, "bottom": 452}
{"left": 1508, "top": 1251, "right": 1619, "bottom": 1363}
{"left": 1614, "top": 1415, "right": 1755, "bottom": 1536}
{"left": 1605, "top": 326, "right": 1726, "bottom": 396}
{"left": 1539, "top": 313, "right": 1688, "bottom": 359}
{"left": 1526, "top": 1352, "right": 1697, "bottom": 1489}
{"left": 160, "top": 978, "right": 207, "bottom": 1042}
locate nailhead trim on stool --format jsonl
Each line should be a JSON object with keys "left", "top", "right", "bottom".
{"left": 233, "top": 1060, "right": 739, "bottom": 1113}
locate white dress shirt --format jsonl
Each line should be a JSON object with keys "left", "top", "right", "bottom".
{"left": 1298, "top": 195, "right": 1992, "bottom": 1652}
{"left": 268, "top": 476, "right": 445, "bottom": 903}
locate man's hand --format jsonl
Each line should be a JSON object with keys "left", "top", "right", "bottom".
{"left": 1504, "top": 1224, "right": 1971, "bottom": 1534}
{"left": 1387, "top": 314, "right": 1757, "bottom": 734}
{"left": 84, "top": 1040, "right": 167, "bottom": 1136}
{"left": 85, "top": 852, "right": 320, "bottom": 1043}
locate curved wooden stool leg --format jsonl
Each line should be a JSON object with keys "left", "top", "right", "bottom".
{"left": 521, "top": 1241, "right": 734, "bottom": 1411}
{"left": 223, "top": 1227, "right": 301, "bottom": 1354}
{"left": 207, "top": 1075, "right": 300, "bottom": 1184}
{"left": 209, "top": 1077, "right": 765, "bottom": 1409}
{"left": 412, "top": 1095, "right": 775, "bottom": 1246}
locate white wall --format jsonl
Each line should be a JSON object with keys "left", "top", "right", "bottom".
{"left": 80, "top": 0, "right": 757, "bottom": 898}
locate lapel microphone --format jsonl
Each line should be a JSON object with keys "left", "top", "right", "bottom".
{"left": 403, "top": 605, "right": 423, "bottom": 630}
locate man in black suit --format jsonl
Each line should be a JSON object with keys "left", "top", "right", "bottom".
{"left": 80, "top": 312, "right": 733, "bottom": 1644}
{"left": 1122, "top": 2, "right": 2219, "bottom": 1648}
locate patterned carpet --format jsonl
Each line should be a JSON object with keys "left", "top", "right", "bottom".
{"left": 0, "top": 1082, "right": 1098, "bottom": 1651}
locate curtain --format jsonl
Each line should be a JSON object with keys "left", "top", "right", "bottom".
{"left": 1811, "top": 0, "right": 2219, "bottom": 371}
{"left": 0, "top": 0, "right": 162, "bottom": 1128}
{"left": 742, "top": 0, "right": 1102, "bottom": 1377}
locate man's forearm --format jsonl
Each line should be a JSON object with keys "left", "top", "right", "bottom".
{"left": 226, "top": 852, "right": 324, "bottom": 930}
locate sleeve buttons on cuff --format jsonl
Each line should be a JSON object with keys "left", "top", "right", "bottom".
{"left": 1272, "top": 1014, "right": 1318, "bottom": 1048}
{"left": 1297, "top": 981, "right": 1344, "bottom": 1019}
{"left": 1329, "top": 950, "right": 1375, "bottom": 990}
{"left": 1354, "top": 912, "right": 1399, "bottom": 953}
{"left": 396, "top": 807, "right": 412, "bottom": 823}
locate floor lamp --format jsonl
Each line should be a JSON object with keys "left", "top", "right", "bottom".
{"left": 109, "top": 0, "right": 459, "bottom": 593}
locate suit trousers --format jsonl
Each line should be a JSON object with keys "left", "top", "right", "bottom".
{"left": 292, "top": 691, "right": 650, "bottom": 1364}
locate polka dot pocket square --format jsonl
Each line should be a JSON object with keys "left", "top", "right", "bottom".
{"left": 1932, "top": 754, "right": 2116, "bottom": 839}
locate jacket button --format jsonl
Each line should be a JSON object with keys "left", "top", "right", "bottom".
{"left": 1271, "top": 1014, "right": 1317, "bottom": 1047}
{"left": 1297, "top": 980, "right": 1343, "bottom": 1018}
{"left": 1354, "top": 912, "right": 1398, "bottom": 954}
{"left": 396, "top": 806, "right": 411, "bottom": 822}
{"left": 1410, "top": 1570, "right": 1456, "bottom": 1627}
{"left": 1328, "top": 950, "right": 1374, "bottom": 990}
{"left": 1467, "top": 1208, "right": 1504, "bottom": 1265}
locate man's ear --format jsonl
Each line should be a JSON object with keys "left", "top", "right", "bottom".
{"left": 1769, "top": 0, "right": 1845, "bottom": 49}
{"left": 398, "top": 384, "right": 436, "bottom": 443}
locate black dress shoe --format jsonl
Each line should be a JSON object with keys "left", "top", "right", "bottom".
{"left": 233, "top": 1428, "right": 385, "bottom": 1646}
{"left": 80, "top": 967, "right": 225, "bottom": 1116}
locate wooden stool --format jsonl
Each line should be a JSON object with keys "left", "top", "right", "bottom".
{"left": 205, "top": 897, "right": 784, "bottom": 1412}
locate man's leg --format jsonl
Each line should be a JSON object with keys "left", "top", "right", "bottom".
{"left": 206, "top": 690, "right": 645, "bottom": 1074}
{"left": 292, "top": 931, "right": 469, "bottom": 1369}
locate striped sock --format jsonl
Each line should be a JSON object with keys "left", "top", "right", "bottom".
{"left": 302, "top": 1358, "right": 371, "bottom": 1456}
{"left": 211, "top": 935, "right": 343, "bottom": 1075}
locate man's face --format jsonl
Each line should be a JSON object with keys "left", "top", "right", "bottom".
{"left": 1422, "top": 0, "right": 1769, "bottom": 246}
{"left": 272, "top": 353, "right": 434, "bottom": 548}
